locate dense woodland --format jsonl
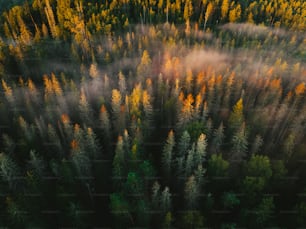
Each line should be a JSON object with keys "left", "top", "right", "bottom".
{"left": 0, "top": 0, "right": 305, "bottom": 228}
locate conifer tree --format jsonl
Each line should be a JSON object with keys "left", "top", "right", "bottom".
{"left": 161, "top": 187, "right": 171, "bottom": 213}
{"left": 111, "top": 89, "right": 122, "bottom": 120}
{"left": 221, "top": 0, "right": 229, "bottom": 20}
{"left": 51, "top": 73, "right": 62, "bottom": 96}
{"left": 152, "top": 181, "right": 161, "bottom": 209}
{"left": 229, "top": 98, "right": 244, "bottom": 132}
{"left": 195, "top": 133, "right": 207, "bottom": 165}
{"left": 178, "top": 130, "right": 191, "bottom": 157}
{"left": 251, "top": 135, "right": 264, "bottom": 154}
{"left": 100, "top": 105, "right": 111, "bottom": 140}
{"left": 185, "top": 144, "right": 196, "bottom": 177}
{"left": 162, "top": 130, "right": 175, "bottom": 176}
{"left": 113, "top": 136, "right": 125, "bottom": 182}
{"left": 28, "top": 150, "right": 44, "bottom": 179}
{"left": 118, "top": 71, "right": 127, "bottom": 96}
{"left": 142, "top": 90, "right": 153, "bottom": 121}
{"left": 85, "top": 127, "right": 100, "bottom": 159}
{"left": 0, "top": 153, "right": 21, "bottom": 190}
{"left": 212, "top": 122, "right": 225, "bottom": 153}
{"left": 44, "top": 0, "right": 59, "bottom": 38}
{"left": 231, "top": 123, "right": 248, "bottom": 161}
{"left": 178, "top": 94, "right": 194, "bottom": 129}
{"left": 137, "top": 50, "right": 152, "bottom": 78}
{"left": 184, "top": 175, "right": 198, "bottom": 209}
{"left": 79, "top": 88, "right": 92, "bottom": 125}
{"left": 204, "top": 2, "right": 213, "bottom": 31}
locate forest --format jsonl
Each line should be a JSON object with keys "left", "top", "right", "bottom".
{"left": 0, "top": 0, "right": 305, "bottom": 228}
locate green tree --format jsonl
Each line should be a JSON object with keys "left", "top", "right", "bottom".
{"left": 242, "top": 154, "right": 272, "bottom": 195}
{"left": 152, "top": 181, "right": 161, "bottom": 209}
{"left": 254, "top": 197, "right": 275, "bottom": 227}
{"left": 228, "top": 98, "right": 244, "bottom": 132}
{"left": 161, "top": 187, "right": 171, "bottom": 213}
{"left": 110, "top": 193, "right": 132, "bottom": 225}
{"left": 125, "top": 172, "right": 142, "bottom": 196}
{"left": 195, "top": 133, "right": 207, "bottom": 165}
{"left": 113, "top": 136, "right": 125, "bottom": 182}
{"left": 231, "top": 123, "right": 248, "bottom": 161}
{"left": 178, "top": 130, "right": 191, "bottom": 157}
{"left": 0, "top": 153, "right": 21, "bottom": 190}
{"left": 100, "top": 105, "right": 111, "bottom": 141}
{"left": 181, "top": 210, "right": 204, "bottom": 228}
{"left": 207, "top": 154, "right": 229, "bottom": 177}
{"left": 212, "top": 122, "right": 225, "bottom": 153}
{"left": 28, "top": 150, "right": 44, "bottom": 179}
{"left": 185, "top": 175, "right": 198, "bottom": 209}
{"left": 251, "top": 135, "right": 263, "bottom": 154}
{"left": 222, "top": 192, "right": 240, "bottom": 209}
{"left": 162, "top": 130, "right": 175, "bottom": 177}
{"left": 79, "top": 88, "right": 93, "bottom": 125}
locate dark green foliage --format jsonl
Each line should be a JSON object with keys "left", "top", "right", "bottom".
{"left": 222, "top": 192, "right": 240, "bottom": 209}
{"left": 207, "top": 154, "right": 229, "bottom": 177}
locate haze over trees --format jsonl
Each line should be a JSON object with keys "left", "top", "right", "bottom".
{"left": 0, "top": 0, "right": 305, "bottom": 228}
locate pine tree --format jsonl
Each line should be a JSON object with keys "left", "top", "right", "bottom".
{"left": 229, "top": 3, "right": 241, "bottom": 23}
{"left": 137, "top": 50, "right": 152, "bottom": 78}
{"left": 204, "top": 2, "right": 213, "bottom": 31}
{"left": 79, "top": 88, "right": 92, "bottom": 125}
{"left": 229, "top": 97, "right": 244, "bottom": 132}
{"left": 194, "top": 93, "right": 203, "bottom": 119}
{"left": 28, "top": 150, "right": 45, "bottom": 179}
{"left": 118, "top": 71, "right": 127, "bottom": 96}
{"left": 113, "top": 136, "right": 125, "bottom": 182}
{"left": 152, "top": 181, "right": 161, "bottom": 209}
{"left": 207, "top": 154, "right": 229, "bottom": 177}
{"left": 178, "top": 130, "right": 191, "bottom": 157}
{"left": 185, "top": 144, "right": 196, "bottom": 177}
{"left": 194, "top": 164, "right": 205, "bottom": 188}
{"left": 43, "top": 74, "right": 54, "bottom": 101}
{"left": 100, "top": 105, "right": 111, "bottom": 140}
{"left": 183, "top": 0, "right": 193, "bottom": 23}
{"left": 51, "top": 73, "right": 62, "bottom": 96}
{"left": 195, "top": 133, "right": 207, "bottom": 165}
{"left": 251, "top": 135, "right": 264, "bottom": 154}
{"left": 163, "top": 211, "right": 173, "bottom": 228}
{"left": 185, "top": 175, "right": 198, "bottom": 209}
{"left": 2, "top": 134, "right": 15, "bottom": 154}
{"left": 130, "top": 83, "right": 142, "bottom": 118}
{"left": 47, "top": 123, "right": 64, "bottom": 156}
{"left": 71, "top": 149, "right": 92, "bottom": 181}
{"left": 161, "top": 187, "right": 171, "bottom": 213}
{"left": 221, "top": 0, "right": 229, "bottom": 20}
{"left": 44, "top": 0, "right": 59, "bottom": 38}
{"left": 231, "top": 123, "right": 248, "bottom": 161}
{"left": 283, "top": 133, "right": 296, "bottom": 160}
{"left": 162, "top": 130, "right": 175, "bottom": 176}
{"left": 0, "top": 153, "right": 21, "bottom": 190}
{"left": 85, "top": 127, "right": 100, "bottom": 159}
{"left": 212, "top": 122, "right": 225, "bottom": 153}
{"left": 178, "top": 94, "right": 194, "bottom": 129}
{"left": 142, "top": 90, "right": 153, "bottom": 120}
{"left": 2, "top": 79, "right": 14, "bottom": 105}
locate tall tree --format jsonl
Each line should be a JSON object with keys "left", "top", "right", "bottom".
{"left": 229, "top": 97, "right": 244, "bottom": 132}
{"left": 231, "top": 123, "right": 248, "bottom": 161}
{"left": 162, "top": 130, "right": 175, "bottom": 177}
{"left": 184, "top": 175, "right": 199, "bottom": 209}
